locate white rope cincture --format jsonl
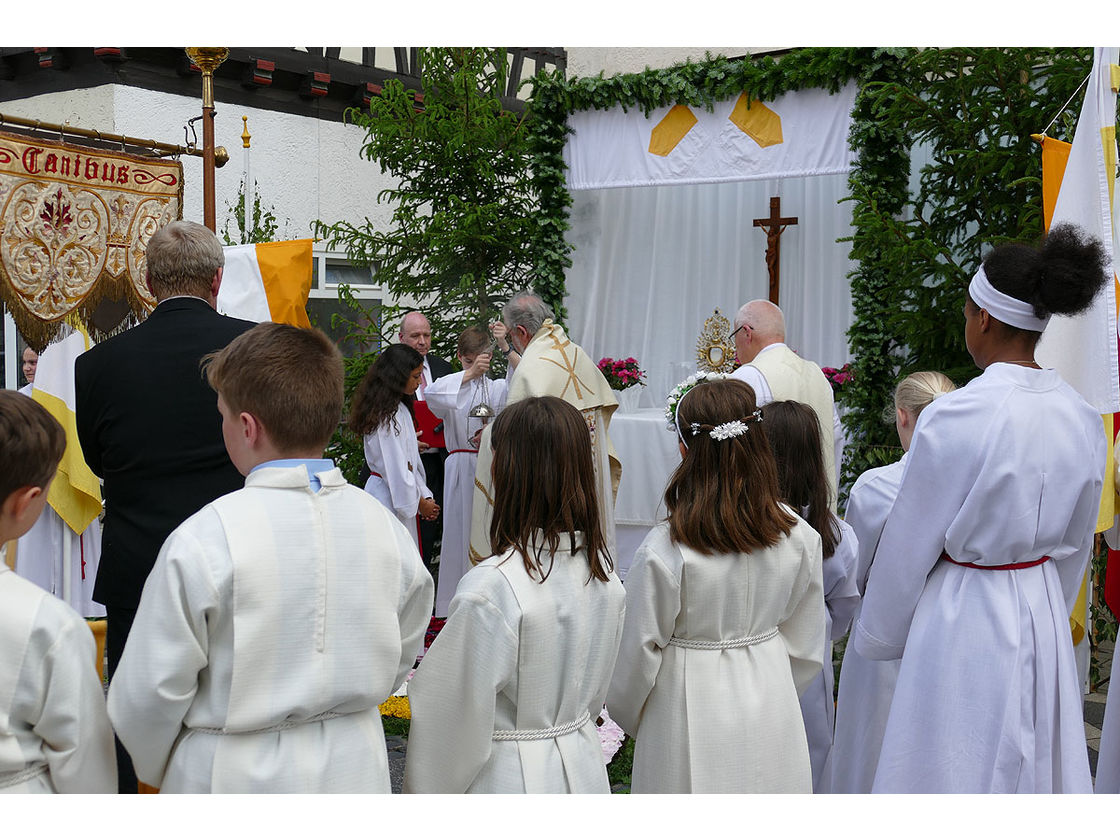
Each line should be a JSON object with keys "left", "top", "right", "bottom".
{"left": 190, "top": 709, "right": 347, "bottom": 736}
{"left": 667, "top": 626, "right": 779, "bottom": 650}
{"left": 492, "top": 710, "right": 591, "bottom": 741}
{"left": 0, "top": 763, "right": 48, "bottom": 789}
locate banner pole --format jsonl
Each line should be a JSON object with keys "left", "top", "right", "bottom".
{"left": 184, "top": 48, "right": 229, "bottom": 232}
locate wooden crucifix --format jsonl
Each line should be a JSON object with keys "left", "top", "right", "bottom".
{"left": 753, "top": 196, "right": 798, "bottom": 305}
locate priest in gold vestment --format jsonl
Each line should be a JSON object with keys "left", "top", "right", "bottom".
{"left": 469, "top": 292, "right": 620, "bottom": 565}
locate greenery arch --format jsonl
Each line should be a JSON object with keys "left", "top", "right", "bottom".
{"left": 525, "top": 47, "right": 1094, "bottom": 487}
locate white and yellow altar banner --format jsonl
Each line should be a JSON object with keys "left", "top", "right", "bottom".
{"left": 31, "top": 323, "right": 102, "bottom": 535}
{"left": 1036, "top": 47, "right": 1119, "bottom": 418}
{"left": 563, "top": 83, "right": 859, "bottom": 191}
{"left": 218, "top": 239, "right": 314, "bottom": 328}
{"left": 0, "top": 130, "right": 183, "bottom": 348}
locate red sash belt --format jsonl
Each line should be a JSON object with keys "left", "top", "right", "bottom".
{"left": 449, "top": 448, "right": 479, "bottom": 455}
{"left": 370, "top": 471, "right": 382, "bottom": 479}
{"left": 940, "top": 551, "right": 1050, "bottom": 570}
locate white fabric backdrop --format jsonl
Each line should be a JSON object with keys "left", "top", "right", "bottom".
{"left": 564, "top": 84, "right": 858, "bottom": 190}
{"left": 563, "top": 172, "right": 857, "bottom": 405}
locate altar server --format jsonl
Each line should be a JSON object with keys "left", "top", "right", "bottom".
{"left": 826, "top": 371, "right": 955, "bottom": 794}
{"left": 764, "top": 400, "right": 859, "bottom": 793}
{"left": 852, "top": 224, "right": 1109, "bottom": 793}
{"left": 350, "top": 343, "right": 439, "bottom": 549}
{"left": 424, "top": 326, "right": 513, "bottom": 617}
{"left": 404, "top": 396, "right": 625, "bottom": 793}
{"left": 107, "top": 324, "right": 433, "bottom": 793}
{"left": 608, "top": 378, "right": 824, "bottom": 793}
{"left": 0, "top": 391, "right": 115, "bottom": 793}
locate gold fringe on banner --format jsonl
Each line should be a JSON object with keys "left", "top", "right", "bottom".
{"left": 0, "top": 130, "right": 183, "bottom": 350}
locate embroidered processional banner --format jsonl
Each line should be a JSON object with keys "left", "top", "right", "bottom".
{"left": 0, "top": 130, "right": 183, "bottom": 349}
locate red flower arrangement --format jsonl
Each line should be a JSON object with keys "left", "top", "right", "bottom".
{"left": 597, "top": 357, "right": 646, "bottom": 391}
{"left": 821, "top": 363, "right": 853, "bottom": 393}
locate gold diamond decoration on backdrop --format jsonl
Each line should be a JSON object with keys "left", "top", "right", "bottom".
{"left": 729, "top": 94, "right": 783, "bottom": 148}
{"left": 649, "top": 105, "right": 699, "bottom": 157}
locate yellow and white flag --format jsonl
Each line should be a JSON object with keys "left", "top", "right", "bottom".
{"left": 1036, "top": 47, "right": 1119, "bottom": 419}
{"left": 1035, "top": 48, "right": 1120, "bottom": 645}
{"left": 31, "top": 323, "right": 102, "bottom": 535}
{"left": 217, "top": 239, "right": 313, "bottom": 327}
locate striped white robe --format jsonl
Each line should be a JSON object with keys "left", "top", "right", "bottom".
{"left": 107, "top": 465, "right": 433, "bottom": 792}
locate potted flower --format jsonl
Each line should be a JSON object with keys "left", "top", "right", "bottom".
{"left": 598, "top": 357, "right": 646, "bottom": 413}
{"left": 821, "top": 363, "right": 853, "bottom": 408}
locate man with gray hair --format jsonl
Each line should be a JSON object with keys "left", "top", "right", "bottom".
{"left": 75, "top": 220, "right": 254, "bottom": 792}
{"left": 730, "top": 298, "right": 840, "bottom": 509}
{"left": 469, "top": 290, "right": 621, "bottom": 564}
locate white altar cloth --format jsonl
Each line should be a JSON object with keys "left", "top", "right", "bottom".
{"left": 609, "top": 407, "right": 681, "bottom": 580}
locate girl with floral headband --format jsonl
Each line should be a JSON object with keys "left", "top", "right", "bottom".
{"left": 607, "top": 377, "right": 824, "bottom": 793}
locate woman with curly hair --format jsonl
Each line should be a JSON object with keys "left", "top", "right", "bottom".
{"left": 607, "top": 377, "right": 824, "bottom": 793}
{"left": 852, "top": 223, "right": 1110, "bottom": 793}
{"left": 350, "top": 343, "right": 439, "bottom": 549}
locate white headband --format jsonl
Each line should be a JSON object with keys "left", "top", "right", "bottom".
{"left": 968, "top": 265, "right": 1050, "bottom": 332}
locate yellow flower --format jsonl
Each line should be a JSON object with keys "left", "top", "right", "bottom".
{"left": 379, "top": 695, "right": 412, "bottom": 720}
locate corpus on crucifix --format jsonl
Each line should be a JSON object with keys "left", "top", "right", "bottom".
{"left": 753, "top": 196, "right": 798, "bottom": 305}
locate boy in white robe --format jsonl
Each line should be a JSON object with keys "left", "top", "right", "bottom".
{"left": 425, "top": 325, "right": 512, "bottom": 616}
{"left": 107, "top": 324, "right": 433, "bottom": 793}
{"left": 0, "top": 391, "right": 116, "bottom": 793}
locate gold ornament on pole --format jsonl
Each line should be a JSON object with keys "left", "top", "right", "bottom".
{"left": 184, "top": 47, "right": 229, "bottom": 232}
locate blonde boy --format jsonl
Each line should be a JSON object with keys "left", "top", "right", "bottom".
{"left": 0, "top": 391, "right": 116, "bottom": 793}
{"left": 107, "top": 323, "right": 433, "bottom": 793}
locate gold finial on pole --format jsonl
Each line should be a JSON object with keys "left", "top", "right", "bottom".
{"left": 184, "top": 48, "right": 229, "bottom": 232}
{"left": 241, "top": 115, "right": 251, "bottom": 149}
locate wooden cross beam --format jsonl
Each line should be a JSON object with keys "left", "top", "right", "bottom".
{"left": 753, "top": 196, "right": 798, "bottom": 305}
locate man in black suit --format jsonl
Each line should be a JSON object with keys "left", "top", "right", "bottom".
{"left": 75, "top": 220, "right": 254, "bottom": 792}
{"left": 398, "top": 311, "right": 452, "bottom": 571}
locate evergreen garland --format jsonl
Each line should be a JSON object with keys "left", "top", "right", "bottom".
{"left": 525, "top": 47, "right": 909, "bottom": 471}
{"left": 526, "top": 47, "right": 1097, "bottom": 502}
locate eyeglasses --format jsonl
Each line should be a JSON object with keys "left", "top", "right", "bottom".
{"left": 729, "top": 323, "right": 752, "bottom": 341}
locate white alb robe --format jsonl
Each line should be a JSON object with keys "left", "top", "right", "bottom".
{"left": 825, "top": 455, "right": 906, "bottom": 794}
{"left": 0, "top": 563, "right": 115, "bottom": 793}
{"left": 107, "top": 465, "right": 433, "bottom": 793}
{"left": 403, "top": 535, "right": 626, "bottom": 793}
{"left": 607, "top": 518, "right": 824, "bottom": 793}
{"left": 798, "top": 516, "right": 859, "bottom": 793}
{"left": 14, "top": 508, "right": 104, "bottom": 618}
{"left": 853, "top": 364, "right": 1104, "bottom": 793}
{"left": 1097, "top": 675, "right": 1120, "bottom": 793}
{"left": 12, "top": 384, "right": 104, "bottom": 618}
{"left": 424, "top": 371, "right": 509, "bottom": 616}
{"left": 362, "top": 402, "right": 432, "bottom": 549}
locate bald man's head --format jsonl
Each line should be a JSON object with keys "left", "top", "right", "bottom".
{"left": 399, "top": 311, "right": 432, "bottom": 357}
{"left": 733, "top": 300, "right": 785, "bottom": 364}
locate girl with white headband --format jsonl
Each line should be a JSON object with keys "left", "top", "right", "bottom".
{"left": 608, "top": 377, "right": 824, "bottom": 792}
{"left": 851, "top": 222, "right": 1109, "bottom": 793}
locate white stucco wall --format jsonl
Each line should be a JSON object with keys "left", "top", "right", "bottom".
{"left": 564, "top": 47, "right": 777, "bottom": 79}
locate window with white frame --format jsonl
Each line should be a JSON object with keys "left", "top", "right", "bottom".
{"left": 307, "top": 248, "right": 383, "bottom": 359}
